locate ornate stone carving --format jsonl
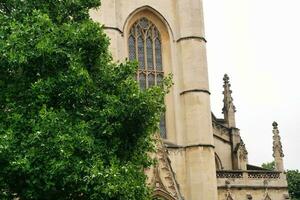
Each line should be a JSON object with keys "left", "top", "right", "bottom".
{"left": 272, "top": 122, "right": 284, "bottom": 158}
{"left": 212, "top": 121, "right": 230, "bottom": 136}
{"left": 222, "top": 74, "right": 237, "bottom": 128}
{"left": 264, "top": 193, "right": 272, "bottom": 200}
{"left": 238, "top": 139, "right": 248, "bottom": 161}
{"left": 149, "top": 134, "right": 182, "bottom": 200}
{"left": 248, "top": 172, "right": 280, "bottom": 179}
{"left": 216, "top": 171, "right": 243, "bottom": 179}
{"left": 216, "top": 171, "right": 280, "bottom": 179}
{"left": 222, "top": 74, "right": 236, "bottom": 113}
{"left": 225, "top": 190, "right": 234, "bottom": 200}
{"left": 246, "top": 193, "right": 253, "bottom": 200}
{"left": 272, "top": 121, "right": 285, "bottom": 171}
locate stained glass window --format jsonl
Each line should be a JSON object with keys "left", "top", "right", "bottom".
{"left": 155, "top": 39, "right": 162, "bottom": 71}
{"left": 139, "top": 73, "right": 146, "bottom": 90}
{"left": 148, "top": 73, "right": 155, "bottom": 87}
{"left": 137, "top": 37, "right": 145, "bottom": 69}
{"left": 157, "top": 74, "right": 163, "bottom": 86}
{"left": 146, "top": 37, "right": 154, "bottom": 70}
{"left": 128, "top": 17, "right": 167, "bottom": 139}
{"left": 159, "top": 114, "right": 167, "bottom": 139}
{"left": 128, "top": 36, "right": 136, "bottom": 61}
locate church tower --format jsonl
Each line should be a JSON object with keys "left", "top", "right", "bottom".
{"left": 90, "top": 1, "right": 218, "bottom": 199}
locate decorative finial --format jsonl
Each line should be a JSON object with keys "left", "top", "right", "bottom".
{"left": 222, "top": 74, "right": 236, "bottom": 127}
{"left": 272, "top": 121, "right": 284, "bottom": 171}
{"left": 223, "top": 74, "right": 230, "bottom": 84}
{"left": 272, "top": 121, "right": 278, "bottom": 129}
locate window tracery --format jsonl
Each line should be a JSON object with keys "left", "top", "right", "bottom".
{"left": 128, "top": 17, "right": 167, "bottom": 138}
{"left": 128, "top": 17, "right": 164, "bottom": 88}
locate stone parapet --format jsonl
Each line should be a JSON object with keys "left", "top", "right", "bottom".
{"left": 217, "top": 170, "right": 288, "bottom": 189}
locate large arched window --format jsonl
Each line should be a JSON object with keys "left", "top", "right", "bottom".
{"left": 128, "top": 17, "right": 166, "bottom": 138}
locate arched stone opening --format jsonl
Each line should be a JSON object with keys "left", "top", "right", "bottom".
{"left": 124, "top": 7, "right": 176, "bottom": 141}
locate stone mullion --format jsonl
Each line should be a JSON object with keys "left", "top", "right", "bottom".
{"left": 134, "top": 25, "right": 140, "bottom": 84}
{"left": 151, "top": 26, "right": 157, "bottom": 86}
{"left": 143, "top": 30, "right": 149, "bottom": 88}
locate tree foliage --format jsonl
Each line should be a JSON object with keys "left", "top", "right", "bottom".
{"left": 287, "top": 170, "right": 300, "bottom": 200}
{"left": 261, "top": 161, "right": 275, "bottom": 170}
{"left": 0, "top": 1, "right": 170, "bottom": 199}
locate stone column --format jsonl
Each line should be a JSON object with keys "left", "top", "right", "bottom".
{"left": 90, "top": 0, "right": 125, "bottom": 61}
{"left": 175, "top": 0, "right": 218, "bottom": 199}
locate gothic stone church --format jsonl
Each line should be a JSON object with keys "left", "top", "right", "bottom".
{"left": 90, "top": 1, "right": 289, "bottom": 199}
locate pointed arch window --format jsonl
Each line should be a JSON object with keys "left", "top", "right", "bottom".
{"left": 128, "top": 17, "right": 167, "bottom": 139}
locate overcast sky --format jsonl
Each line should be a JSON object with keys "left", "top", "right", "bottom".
{"left": 203, "top": 0, "right": 300, "bottom": 170}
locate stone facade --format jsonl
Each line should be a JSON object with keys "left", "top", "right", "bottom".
{"left": 90, "top": 1, "right": 289, "bottom": 199}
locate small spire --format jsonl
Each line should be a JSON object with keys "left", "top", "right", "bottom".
{"left": 272, "top": 121, "right": 284, "bottom": 171}
{"left": 222, "top": 74, "right": 236, "bottom": 128}
{"left": 272, "top": 121, "right": 284, "bottom": 157}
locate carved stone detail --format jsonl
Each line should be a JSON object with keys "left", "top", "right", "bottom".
{"left": 225, "top": 190, "right": 234, "bottom": 200}
{"left": 264, "top": 193, "right": 272, "bottom": 200}
{"left": 149, "top": 134, "right": 182, "bottom": 200}
{"left": 248, "top": 172, "right": 280, "bottom": 179}
{"left": 246, "top": 193, "right": 253, "bottom": 200}
{"left": 216, "top": 171, "right": 243, "bottom": 179}
{"left": 212, "top": 121, "right": 230, "bottom": 136}
{"left": 238, "top": 139, "right": 248, "bottom": 161}
{"left": 222, "top": 74, "right": 236, "bottom": 114}
{"left": 272, "top": 122, "right": 284, "bottom": 158}
{"left": 216, "top": 171, "right": 281, "bottom": 179}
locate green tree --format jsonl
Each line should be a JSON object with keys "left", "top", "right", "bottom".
{"left": 261, "top": 161, "right": 275, "bottom": 170}
{"left": 0, "top": 1, "right": 170, "bottom": 199}
{"left": 287, "top": 170, "right": 300, "bottom": 200}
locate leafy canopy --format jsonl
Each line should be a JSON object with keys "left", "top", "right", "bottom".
{"left": 287, "top": 170, "right": 300, "bottom": 200}
{"left": 261, "top": 161, "right": 275, "bottom": 171}
{"left": 0, "top": 1, "right": 170, "bottom": 199}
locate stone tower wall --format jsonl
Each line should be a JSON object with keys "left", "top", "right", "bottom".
{"left": 90, "top": 1, "right": 218, "bottom": 199}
